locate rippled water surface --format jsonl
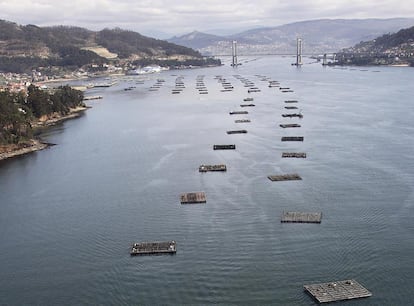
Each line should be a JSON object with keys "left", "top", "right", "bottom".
{"left": 1, "top": 57, "right": 413, "bottom": 305}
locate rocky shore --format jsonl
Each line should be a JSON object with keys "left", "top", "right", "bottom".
{"left": 0, "top": 106, "right": 89, "bottom": 162}
{"left": 31, "top": 106, "right": 90, "bottom": 128}
{"left": 0, "top": 139, "right": 50, "bottom": 161}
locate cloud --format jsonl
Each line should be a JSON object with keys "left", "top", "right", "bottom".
{"left": 0, "top": 0, "right": 413, "bottom": 37}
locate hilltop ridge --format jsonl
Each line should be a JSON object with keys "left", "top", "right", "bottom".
{"left": 0, "top": 20, "right": 218, "bottom": 74}
{"left": 168, "top": 18, "right": 414, "bottom": 55}
{"left": 335, "top": 25, "right": 414, "bottom": 66}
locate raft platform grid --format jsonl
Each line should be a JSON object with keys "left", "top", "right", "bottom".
{"left": 281, "top": 212, "right": 322, "bottom": 223}
{"left": 227, "top": 130, "right": 247, "bottom": 134}
{"left": 282, "top": 113, "right": 303, "bottom": 118}
{"left": 280, "top": 123, "right": 301, "bottom": 128}
{"left": 230, "top": 111, "right": 249, "bottom": 115}
{"left": 304, "top": 279, "right": 372, "bottom": 303}
{"left": 213, "top": 144, "right": 236, "bottom": 150}
{"left": 282, "top": 152, "right": 307, "bottom": 158}
{"left": 268, "top": 174, "right": 302, "bottom": 181}
{"left": 130, "top": 241, "right": 176, "bottom": 255}
{"left": 282, "top": 136, "right": 304, "bottom": 142}
{"left": 180, "top": 192, "right": 206, "bottom": 204}
{"left": 199, "top": 164, "right": 227, "bottom": 172}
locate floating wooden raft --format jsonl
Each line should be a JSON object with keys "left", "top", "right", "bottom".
{"left": 227, "top": 130, "right": 247, "bottom": 134}
{"left": 304, "top": 279, "right": 372, "bottom": 304}
{"left": 240, "top": 104, "right": 255, "bottom": 107}
{"left": 130, "top": 241, "right": 176, "bottom": 255}
{"left": 268, "top": 174, "right": 302, "bottom": 181}
{"left": 213, "top": 144, "right": 235, "bottom": 150}
{"left": 285, "top": 100, "right": 298, "bottom": 103}
{"left": 199, "top": 164, "right": 227, "bottom": 172}
{"left": 285, "top": 106, "right": 298, "bottom": 109}
{"left": 180, "top": 192, "right": 206, "bottom": 204}
{"left": 269, "top": 82, "right": 280, "bottom": 87}
{"left": 282, "top": 113, "right": 303, "bottom": 118}
{"left": 235, "top": 119, "right": 251, "bottom": 123}
{"left": 281, "top": 136, "right": 304, "bottom": 141}
{"left": 230, "top": 111, "right": 248, "bottom": 115}
{"left": 280, "top": 123, "right": 301, "bottom": 128}
{"left": 281, "top": 212, "right": 322, "bottom": 223}
{"left": 282, "top": 152, "right": 307, "bottom": 158}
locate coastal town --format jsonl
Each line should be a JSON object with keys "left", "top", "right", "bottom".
{"left": 0, "top": 61, "right": 217, "bottom": 93}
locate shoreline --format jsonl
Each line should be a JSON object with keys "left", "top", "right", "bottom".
{"left": 31, "top": 106, "right": 90, "bottom": 129}
{"left": 0, "top": 139, "right": 50, "bottom": 161}
{"left": 0, "top": 106, "right": 90, "bottom": 162}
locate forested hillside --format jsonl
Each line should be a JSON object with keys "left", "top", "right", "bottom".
{"left": 336, "top": 25, "right": 414, "bottom": 66}
{"left": 0, "top": 20, "right": 210, "bottom": 73}
{"left": 0, "top": 86, "right": 84, "bottom": 144}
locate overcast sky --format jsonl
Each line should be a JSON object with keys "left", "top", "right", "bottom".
{"left": 1, "top": 0, "right": 414, "bottom": 38}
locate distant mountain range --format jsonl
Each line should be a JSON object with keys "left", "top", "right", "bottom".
{"left": 168, "top": 18, "right": 414, "bottom": 55}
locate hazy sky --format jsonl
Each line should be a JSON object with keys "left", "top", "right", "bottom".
{"left": 1, "top": 0, "right": 413, "bottom": 38}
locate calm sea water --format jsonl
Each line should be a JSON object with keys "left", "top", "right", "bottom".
{"left": 1, "top": 56, "right": 413, "bottom": 305}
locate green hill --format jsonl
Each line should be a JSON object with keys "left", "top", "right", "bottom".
{"left": 0, "top": 20, "right": 213, "bottom": 73}
{"left": 336, "top": 25, "right": 414, "bottom": 66}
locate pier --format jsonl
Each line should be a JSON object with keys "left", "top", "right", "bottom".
{"left": 199, "top": 164, "right": 227, "bottom": 172}
{"left": 227, "top": 130, "right": 247, "bottom": 134}
{"left": 130, "top": 241, "right": 176, "bottom": 255}
{"left": 94, "top": 81, "right": 117, "bottom": 88}
{"left": 180, "top": 192, "right": 206, "bottom": 204}
{"left": 282, "top": 152, "right": 307, "bottom": 158}
{"left": 281, "top": 212, "right": 322, "bottom": 223}
{"left": 304, "top": 279, "right": 372, "bottom": 303}
{"left": 213, "top": 144, "right": 235, "bottom": 150}
{"left": 268, "top": 174, "right": 302, "bottom": 181}
{"left": 83, "top": 95, "right": 103, "bottom": 101}
{"left": 281, "top": 136, "right": 304, "bottom": 141}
